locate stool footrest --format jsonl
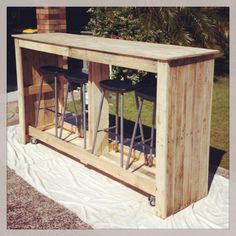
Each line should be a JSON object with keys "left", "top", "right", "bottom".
{"left": 97, "top": 126, "right": 116, "bottom": 133}
{"left": 38, "top": 107, "right": 63, "bottom": 117}
{"left": 133, "top": 138, "right": 152, "bottom": 147}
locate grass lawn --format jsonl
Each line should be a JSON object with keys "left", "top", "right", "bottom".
{"left": 210, "top": 77, "right": 229, "bottom": 169}
{"left": 68, "top": 77, "right": 229, "bottom": 169}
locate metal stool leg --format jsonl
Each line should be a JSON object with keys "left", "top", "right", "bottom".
{"left": 135, "top": 94, "right": 148, "bottom": 164}
{"left": 54, "top": 76, "right": 58, "bottom": 137}
{"left": 79, "top": 82, "right": 85, "bottom": 140}
{"left": 126, "top": 98, "right": 144, "bottom": 169}
{"left": 70, "top": 85, "right": 80, "bottom": 136}
{"left": 115, "top": 92, "right": 119, "bottom": 152}
{"left": 120, "top": 93, "right": 124, "bottom": 168}
{"left": 82, "top": 83, "right": 87, "bottom": 149}
{"left": 59, "top": 82, "right": 69, "bottom": 139}
{"left": 34, "top": 76, "right": 43, "bottom": 128}
{"left": 91, "top": 90, "right": 105, "bottom": 154}
{"left": 148, "top": 101, "right": 156, "bottom": 166}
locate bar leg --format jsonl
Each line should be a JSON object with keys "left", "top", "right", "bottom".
{"left": 91, "top": 90, "right": 105, "bottom": 154}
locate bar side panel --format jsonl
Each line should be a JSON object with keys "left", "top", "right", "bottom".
{"left": 156, "top": 58, "right": 215, "bottom": 218}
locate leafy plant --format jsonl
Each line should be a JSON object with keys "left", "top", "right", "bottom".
{"left": 86, "top": 7, "right": 229, "bottom": 80}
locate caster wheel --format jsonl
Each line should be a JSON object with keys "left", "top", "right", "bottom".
{"left": 148, "top": 195, "right": 156, "bottom": 206}
{"left": 30, "top": 137, "right": 38, "bottom": 144}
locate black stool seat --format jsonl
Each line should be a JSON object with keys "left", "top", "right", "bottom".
{"left": 64, "top": 70, "right": 88, "bottom": 84}
{"left": 136, "top": 86, "right": 156, "bottom": 102}
{"left": 39, "top": 65, "right": 65, "bottom": 76}
{"left": 64, "top": 70, "right": 88, "bottom": 91}
{"left": 99, "top": 79, "right": 138, "bottom": 93}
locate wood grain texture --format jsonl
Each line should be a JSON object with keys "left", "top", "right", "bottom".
{"left": 24, "top": 84, "right": 54, "bottom": 96}
{"left": 155, "top": 61, "right": 170, "bottom": 218}
{"left": 28, "top": 126, "right": 156, "bottom": 195}
{"left": 13, "top": 33, "right": 216, "bottom": 219}
{"left": 17, "top": 39, "right": 157, "bottom": 73}
{"left": 155, "top": 58, "right": 215, "bottom": 218}
{"left": 14, "top": 39, "right": 27, "bottom": 144}
{"left": 88, "top": 62, "right": 109, "bottom": 154}
{"left": 21, "top": 49, "right": 61, "bottom": 129}
{"left": 13, "top": 33, "right": 218, "bottom": 61}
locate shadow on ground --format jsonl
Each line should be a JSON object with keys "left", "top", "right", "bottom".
{"left": 208, "top": 147, "right": 226, "bottom": 189}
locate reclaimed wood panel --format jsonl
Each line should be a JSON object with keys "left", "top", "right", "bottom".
{"left": 28, "top": 125, "right": 156, "bottom": 195}
{"left": 20, "top": 48, "right": 63, "bottom": 132}
{"left": 155, "top": 57, "right": 215, "bottom": 218}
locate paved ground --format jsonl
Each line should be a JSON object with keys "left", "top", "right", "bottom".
{"left": 7, "top": 167, "right": 92, "bottom": 229}
{"left": 6, "top": 94, "right": 94, "bottom": 229}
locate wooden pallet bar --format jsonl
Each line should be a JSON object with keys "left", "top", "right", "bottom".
{"left": 12, "top": 33, "right": 218, "bottom": 219}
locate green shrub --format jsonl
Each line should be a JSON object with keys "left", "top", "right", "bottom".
{"left": 86, "top": 7, "right": 229, "bottom": 80}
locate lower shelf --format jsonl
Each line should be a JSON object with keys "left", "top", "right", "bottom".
{"left": 28, "top": 125, "right": 156, "bottom": 195}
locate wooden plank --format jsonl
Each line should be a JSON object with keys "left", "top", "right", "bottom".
{"left": 69, "top": 48, "right": 157, "bottom": 73}
{"left": 155, "top": 61, "right": 170, "bottom": 218}
{"left": 198, "top": 59, "right": 215, "bottom": 199}
{"left": 14, "top": 39, "right": 27, "bottom": 144}
{"left": 172, "top": 61, "right": 189, "bottom": 212}
{"left": 28, "top": 126, "right": 156, "bottom": 195}
{"left": 195, "top": 60, "right": 207, "bottom": 201}
{"left": 182, "top": 60, "right": 195, "bottom": 207}
{"left": 18, "top": 39, "right": 157, "bottom": 73}
{"left": 88, "top": 62, "right": 109, "bottom": 154}
{"left": 190, "top": 59, "right": 203, "bottom": 203}
{"left": 24, "top": 84, "right": 54, "bottom": 96}
{"left": 13, "top": 33, "right": 219, "bottom": 61}
{"left": 46, "top": 126, "right": 156, "bottom": 178}
{"left": 163, "top": 60, "right": 178, "bottom": 216}
{"left": 18, "top": 39, "right": 69, "bottom": 57}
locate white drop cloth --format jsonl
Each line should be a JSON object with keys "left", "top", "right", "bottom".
{"left": 7, "top": 125, "right": 229, "bottom": 229}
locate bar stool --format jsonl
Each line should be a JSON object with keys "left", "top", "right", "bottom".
{"left": 91, "top": 79, "right": 139, "bottom": 168}
{"left": 60, "top": 70, "right": 88, "bottom": 149}
{"left": 35, "top": 65, "right": 65, "bottom": 138}
{"left": 125, "top": 83, "right": 157, "bottom": 170}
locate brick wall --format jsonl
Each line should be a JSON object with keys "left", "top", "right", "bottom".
{"left": 36, "top": 7, "right": 67, "bottom": 68}
{"left": 36, "top": 7, "right": 66, "bottom": 33}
